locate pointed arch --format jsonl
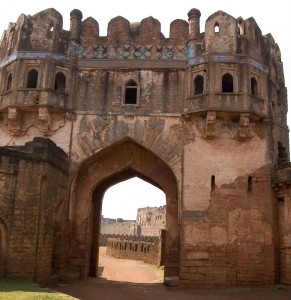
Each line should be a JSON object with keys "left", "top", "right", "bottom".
{"left": 251, "top": 77, "right": 258, "bottom": 96}
{"left": 54, "top": 72, "right": 66, "bottom": 92}
{"left": 69, "top": 138, "right": 179, "bottom": 281}
{"left": 214, "top": 22, "right": 220, "bottom": 33}
{"left": 27, "top": 69, "right": 38, "bottom": 88}
{"left": 194, "top": 75, "right": 204, "bottom": 95}
{"left": 6, "top": 73, "right": 12, "bottom": 91}
{"left": 222, "top": 73, "right": 233, "bottom": 92}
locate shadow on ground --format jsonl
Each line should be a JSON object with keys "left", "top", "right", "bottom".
{"left": 52, "top": 277, "right": 291, "bottom": 300}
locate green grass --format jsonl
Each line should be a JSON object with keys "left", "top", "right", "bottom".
{"left": 0, "top": 278, "right": 78, "bottom": 300}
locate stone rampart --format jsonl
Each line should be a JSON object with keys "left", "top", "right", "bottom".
{"left": 106, "top": 234, "right": 163, "bottom": 266}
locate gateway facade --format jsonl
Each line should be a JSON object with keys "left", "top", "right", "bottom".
{"left": 0, "top": 8, "right": 290, "bottom": 286}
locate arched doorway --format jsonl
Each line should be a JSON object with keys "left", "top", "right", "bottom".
{"left": 70, "top": 138, "right": 179, "bottom": 281}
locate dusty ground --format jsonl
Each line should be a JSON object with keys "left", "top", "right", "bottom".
{"left": 53, "top": 248, "right": 291, "bottom": 300}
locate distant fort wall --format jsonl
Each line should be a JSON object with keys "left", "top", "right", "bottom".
{"left": 106, "top": 231, "right": 165, "bottom": 266}
{"left": 100, "top": 205, "right": 166, "bottom": 237}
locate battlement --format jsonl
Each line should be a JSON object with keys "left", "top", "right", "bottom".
{"left": 0, "top": 7, "right": 282, "bottom": 63}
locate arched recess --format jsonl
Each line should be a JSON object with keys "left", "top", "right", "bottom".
{"left": 69, "top": 138, "right": 179, "bottom": 281}
{"left": 0, "top": 218, "right": 8, "bottom": 276}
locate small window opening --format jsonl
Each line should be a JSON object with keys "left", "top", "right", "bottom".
{"left": 27, "top": 69, "right": 38, "bottom": 88}
{"left": 251, "top": 77, "right": 258, "bottom": 96}
{"left": 214, "top": 22, "right": 220, "bottom": 33}
{"left": 247, "top": 176, "right": 253, "bottom": 194}
{"left": 211, "top": 175, "right": 215, "bottom": 191}
{"left": 54, "top": 72, "right": 66, "bottom": 92}
{"left": 222, "top": 73, "right": 233, "bottom": 93}
{"left": 124, "top": 79, "right": 138, "bottom": 105}
{"left": 194, "top": 75, "right": 204, "bottom": 95}
{"left": 135, "top": 244, "right": 138, "bottom": 252}
{"left": 277, "top": 197, "right": 285, "bottom": 203}
{"left": 48, "top": 24, "right": 54, "bottom": 39}
{"left": 6, "top": 73, "right": 12, "bottom": 91}
{"left": 141, "top": 244, "right": 144, "bottom": 252}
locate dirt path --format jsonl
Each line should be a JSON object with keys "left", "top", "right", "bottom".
{"left": 97, "top": 247, "right": 162, "bottom": 283}
{"left": 53, "top": 248, "right": 291, "bottom": 300}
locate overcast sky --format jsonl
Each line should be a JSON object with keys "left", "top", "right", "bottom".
{"left": 0, "top": 0, "right": 290, "bottom": 219}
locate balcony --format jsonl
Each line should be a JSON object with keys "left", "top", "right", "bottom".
{"left": 0, "top": 88, "right": 68, "bottom": 110}
{"left": 186, "top": 93, "right": 266, "bottom": 117}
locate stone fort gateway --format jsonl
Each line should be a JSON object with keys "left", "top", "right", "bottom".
{"left": 0, "top": 6, "right": 290, "bottom": 288}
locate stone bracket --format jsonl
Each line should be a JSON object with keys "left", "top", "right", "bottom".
{"left": 205, "top": 111, "right": 217, "bottom": 139}
{"left": 237, "top": 113, "right": 253, "bottom": 140}
{"left": 7, "top": 107, "right": 23, "bottom": 136}
{"left": 1, "top": 106, "right": 73, "bottom": 137}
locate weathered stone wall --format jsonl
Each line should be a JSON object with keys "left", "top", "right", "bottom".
{"left": 273, "top": 168, "right": 291, "bottom": 285}
{"left": 100, "top": 206, "right": 166, "bottom": 237}
{"left": 0, "top": 138, "right": 69, "bottom": 283}
{"left": 100, "top": 218, "right": 137, "bottom": 236}
{"left": 106, "top": 235, "right": 163, "bottom": 266}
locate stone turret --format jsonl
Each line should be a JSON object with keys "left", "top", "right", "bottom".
{"left": 188, "top": 8, "right": 201, "bottom": 40}
{"left": 70, "top": 9, "right": 83, "bottom": 42}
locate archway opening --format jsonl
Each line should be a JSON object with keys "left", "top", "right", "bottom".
{"left": 70, "top": 139, "right": 179, "bottom": 283}
{"left": 98, "top": 176, "right": 166, "bottom": 283}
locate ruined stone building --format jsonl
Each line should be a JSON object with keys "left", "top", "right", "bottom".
{"left": 0, "top": 7, "right": 290, "bottom": 287}
{"left": 137, "top": 205, "right": 166, "bottom": 236}
{"left": 100, "top": 205, "right": 166, "bottom": 236}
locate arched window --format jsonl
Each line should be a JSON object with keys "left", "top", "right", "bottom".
{"left": 214, "top": 22, "right": 220, "bottom": 33}
{"left": 222, "top": 73, "right": 233, "bottom": 93}
{"left": 6, "top": 73, "right": 12, "bottom": 91}
{"left": 123, "top": 79, "right": 138, "bottom": 105}
{"left": 251, "top": 77, "right": 258, "bottom": 96}
{"left": 26, "top": 69, "right": 38, "bottom": 88}
{"left": 54, "top": 72, "right": 66, "bottom": 92}
{"left": 194, "top": 75, "right": 204, "bottom": 95}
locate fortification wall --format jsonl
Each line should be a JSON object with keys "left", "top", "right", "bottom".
{"left": 0, "top": 138, "right": 69, "bottom": 284}
{"left": 100, "top": 219, "right": 137, "bottom": 235}
{"left": 106, "top": 234, "right": 163, "bottom": 266}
